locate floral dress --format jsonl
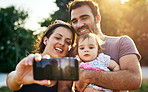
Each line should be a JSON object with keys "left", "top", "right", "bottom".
{"left": 79, "top": 53, "right": 112, "bottom": 92}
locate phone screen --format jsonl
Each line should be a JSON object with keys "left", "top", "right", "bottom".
{"left": 33, "top": 57, "right": 79, "bottom": 81}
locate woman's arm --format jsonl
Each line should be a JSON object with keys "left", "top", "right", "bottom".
{"left": 7, "top": 71, "right": 23, "bottom": 91}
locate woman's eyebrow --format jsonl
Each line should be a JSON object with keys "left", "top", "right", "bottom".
{"left": 56, "top": 33, "right": 63, "bottom": 36}
{"left": 56, "top": 33, "right": 72, "bottom": 40}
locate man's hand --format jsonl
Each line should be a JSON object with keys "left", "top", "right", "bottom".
{"left": 75, "top": 68, "right": 89, "bottom": 92}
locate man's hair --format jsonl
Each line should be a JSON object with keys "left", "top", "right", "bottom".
{"left": 68, "top": 0, "right": 100, "bottom": 18}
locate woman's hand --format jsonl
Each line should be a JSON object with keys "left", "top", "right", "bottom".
{"left": 7, "top": 53, "right": 56, "bottom": 91}
{"left": 15, "top": 54, "right": 50, "bottom": 85}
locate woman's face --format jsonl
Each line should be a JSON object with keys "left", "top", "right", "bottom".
{"left": 43, "top": 27, "right": 73, "bottom": 58}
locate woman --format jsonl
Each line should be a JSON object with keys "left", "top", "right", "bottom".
{"left": 6, "top": 20, "right": 75, "bottom": 92}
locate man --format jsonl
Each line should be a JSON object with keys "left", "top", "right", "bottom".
{"left": 68, "top": 0, "right": 142, "bottom": 92}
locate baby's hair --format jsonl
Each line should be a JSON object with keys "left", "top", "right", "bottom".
{"left": 74, "top": 33, "right": 104, "bottom": 55}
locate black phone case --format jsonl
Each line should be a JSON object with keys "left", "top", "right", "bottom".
{"left": 33, "top": 57, "right": 79, "bottom": 81}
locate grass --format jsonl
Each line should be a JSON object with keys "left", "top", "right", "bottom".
{"left": 0, "top": 81, "right": 148, "bottom": 92}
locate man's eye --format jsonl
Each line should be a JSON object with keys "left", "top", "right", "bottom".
{"left": 82, "top": 17, "right": 88, "bottom": 20}
{"left": 72, "top": 20, "right": 77, "bottom": 24}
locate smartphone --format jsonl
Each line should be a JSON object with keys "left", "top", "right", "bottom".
{"left": 33, "top": 57, "right": 79, "bottom": 81}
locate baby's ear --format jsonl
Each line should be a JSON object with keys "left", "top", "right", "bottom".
{"left": 43, "top": 36, "right": 48, "bottom": 45}
{"left": 98, "top": 49, "right": 101, "bottom": 55}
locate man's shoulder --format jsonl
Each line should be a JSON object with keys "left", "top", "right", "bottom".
{"left": 105, "top": 35, "right": 132, "bottom": 43}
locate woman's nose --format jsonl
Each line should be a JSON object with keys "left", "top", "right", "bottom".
{"left": 59, "top": 40, "right": 64, "bottom": 46}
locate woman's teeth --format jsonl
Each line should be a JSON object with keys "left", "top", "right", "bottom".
{"left": 55, "top": 48, "right": 63, "bottom": 52}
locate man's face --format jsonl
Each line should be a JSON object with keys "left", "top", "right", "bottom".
{"left": 71, "top": 5, "right": 97, "bottom": 35}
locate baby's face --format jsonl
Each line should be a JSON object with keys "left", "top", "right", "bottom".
{"left": 78, "top": 37, "right": 98, "bottom": 62}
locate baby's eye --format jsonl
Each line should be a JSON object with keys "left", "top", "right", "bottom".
{"left": 89, "top": 47, "right": 94, "bottom": 49}
{"left": 79, "top": 47, "right": 84, "bottom": 50}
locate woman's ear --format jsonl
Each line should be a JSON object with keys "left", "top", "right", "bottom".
{"left": 43, "top": 36, "right": 48, "bottom": 45}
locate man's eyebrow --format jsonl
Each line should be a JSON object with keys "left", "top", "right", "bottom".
{"left": 71, "top": 14, "right": 89, "bottom": 22}
{"left": 80, "top": 14, "right": 89, "bottom": 18}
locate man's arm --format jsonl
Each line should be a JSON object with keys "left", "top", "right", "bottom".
{"left": 76, "top": 54, "right": 142, "bottom": 91}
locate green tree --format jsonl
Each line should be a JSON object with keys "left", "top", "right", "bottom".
{"left": 40, "top": 0, "right": 73, "bottom": 27}
{"left": 0, "top": 6, "right": 36, "bottom": 72}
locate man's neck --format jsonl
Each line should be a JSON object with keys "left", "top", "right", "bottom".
{"left": 96, "top": 26, "right": 105, "bottom": 40}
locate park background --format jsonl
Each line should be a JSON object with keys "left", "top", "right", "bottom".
{"left": 0, "top": 0, "right": 148, "bottom": 92}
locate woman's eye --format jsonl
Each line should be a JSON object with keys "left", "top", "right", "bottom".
{"left": 55, "top": 37, "right": 60, "bottom": 40}
{"left": 66, "top": 41, "right": 71, "bottom": 45}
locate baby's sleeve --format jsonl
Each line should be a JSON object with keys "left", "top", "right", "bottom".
{"left": 98, "top": 53, "right": 110, "bottom": 67}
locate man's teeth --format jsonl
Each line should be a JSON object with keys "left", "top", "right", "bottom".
{"left": 55, "top": 48, "right": 63, "bottom": 52}
{"left": 80, "top": 29, "right": 87, "bottom": 32}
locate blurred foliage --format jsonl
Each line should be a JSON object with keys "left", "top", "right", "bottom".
{"left": 0, "top": 6, "right": 37, "bottom": 73}
{"left": 40, "top": 0, "right": 73, "bottom": 27}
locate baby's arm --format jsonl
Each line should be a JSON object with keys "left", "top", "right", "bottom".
{"left": 109, "top": 60, "right": 120, "bottom": 71}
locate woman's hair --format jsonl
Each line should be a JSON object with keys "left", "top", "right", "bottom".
{"left": 73, "top": 33, "right": 103, "bottom": 56}
{"left": 35, "top": 20, "right": 75, "bottom": 53}
{"left": 68, "top": 0, "right": 100, "bottom": 18}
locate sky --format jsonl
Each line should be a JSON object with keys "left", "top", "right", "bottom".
{"left": 0, "top": 0, "right": 59, "bottom": 34}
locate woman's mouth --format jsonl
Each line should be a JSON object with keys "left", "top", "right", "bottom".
{"left": 55, "top": 47, "right": 63, "bottom": 53}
